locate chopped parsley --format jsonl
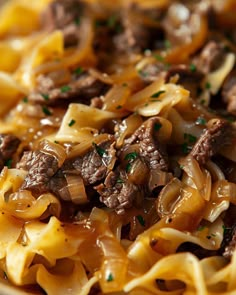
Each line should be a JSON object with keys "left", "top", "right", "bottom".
{"left": 154, "top": 54, "right": 164, "bottom": 61}
{"left": 124, "top": 152, "right": 138, "bottom": 162}
{"left": 92, "top": 142, "right": 106, "bottom": 157}
{"left": 68, "top": 119, "right": 76, "bottom": 127}
{"left": 183, "top": 133, "right": 197, "bottom": 144}
{"left": 5, "top": 159, "right": 12, "bottom": 169}
{"left": 122, "top": 83, "right": 128, "bottom": 87}
{"left": 164, "top": 39, "right": 171, "bottom": 49}
{"left": 205, "top": 81, "right": 211, "bottom": 89}
{"left": 189, "top": 63, "right": 196, "bottom": 72}
{"left": 116, "top": 105, "right": 122, "bottom": 109}
{"left": 138, "top": 69, "right": 148, "bottom": 77}
{"left": 60, "top": 85, "right": 71, "bottom": 93}
{"left": 74, "top": 67, "right": 84, "bottom": 75}
{"left": 42, "top": 106, "right": 52, "bottom": 116}
{"left": 106, "top": 273, "right": 114, "bottom": 282}
{"left": 197, "top": 225, "right": 206, "bottom": 231}
{"left": 126, "top": 162, "right": 132, "bottom": 173}
{"left": 41, "top": 93, "right": 49, "bottom": 101}
{"left": 196, "top": 117, "right": 207, "bottom": 125}
{"left": 22, "top": 97, "right": 28, "bottom": 103}
{"left": 136, "top": 215, "right": 145, "bottom": 227}
{"left": 179, "top": 165, "right": 184, "bottom": 169}
{"left": 181, "top": 142, "right": 191, "bottom": 155}
{"left": 206, "top": 235, "right": 211, "bottom": 239}
{"left": 116, "top": 177, "right": 124, "bottom": 184}
{"left": 154, "top": 122, "right": 162, "bottom": 132}
{"left": 74, "top": 17, "right": 80, "bottom": 26}
{"left": 151, "top": 90, "right": 165, "bottom": 98}
{"left": 107, "top": 15, "right": 117, "bottom": 28}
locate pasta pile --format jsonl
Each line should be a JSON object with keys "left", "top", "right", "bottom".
{"left": 0, "top": 0, "right": 235, "bottom": 294}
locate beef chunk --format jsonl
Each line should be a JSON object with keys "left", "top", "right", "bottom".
{"left": 222, "top": 71, "right": 236, "bottom": 115}
{"left": 19, "top": 151, "right": 59, "bottom": 196}
{"left": 28, "top": 71, "right": 109, "bottom": 106}
{"left": 177, "top": 242, "right": 218, "bottom": 259}
{"left": 193, "top": 41, "right": 226, "bottom": 74}
{"left": 190, "top": 119, "right": 232, "bottom": 165}
{"left": 125, "top": 117, "right": 168, "bottom": 171}
{"left": 41, "top": 0, "right": 85, "bottom": 47}
{"left": 95, "top": 169, "right": 140, "bottom": 214}
{"left": 223, "top": 226, "right": 236, "bottom": 259}
{"left": 0, "top": 134, "right": 20, "bottom": 170}
{"left": 72, "top": 139, "right": 116, "bottom": 185}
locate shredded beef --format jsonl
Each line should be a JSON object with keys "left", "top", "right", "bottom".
{"left": 0, "top": 134, "right": 21, "bottom": 171}
{"left": 72, "top": 139, "right": 116, "bottom": 185}
{"left": 28, "top": 71, "right": 109, "bottom": 106}
{"left": 222, "top": 71, "right": 236, "bottom": 115}
{"left": 193, "top": 41, "right": 226, "bottom": 74}
{"left": 124, "top": 117, "right": 168, "bottom": 171}
{"left": 190, "top": 119, "right": 232, "bottom": 165}
{"left": 223, "top": 226, "right": 236, "bottom": 259}
{"left": 41, "top": 0, "right": 85, "bottom": 47}
{"left": 95, "top": 170, "right": 140, "bottom": 214}
{"left": 19, "top": 151, "right": 59, "bottom": 196}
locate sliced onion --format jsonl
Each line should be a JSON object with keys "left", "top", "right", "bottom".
{"left": 38, "top": 139, "right": 67, "bottom": 167}
{"left": 128, "top": 158, "right": 149, "bottom": 185}
{"left": 149, "top": 169, "right": 173, "bottom": 192}
{"left": 64, "top": 173, "right": 88, "bottom": 205}
{"left": 205, "top": 160, "right": 225, "bottom": 181}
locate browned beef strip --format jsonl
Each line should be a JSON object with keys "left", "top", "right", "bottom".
{"left": 193, "top": 41, "right": 226, "bottom": 74}
{"left": 95, "top": 169, "right": 140, "bottom": 215}
{"left": 41, "top": 0, "right": 85, "bottom": 47}
{"left": 222, "top": 71, "right": 236, "bottom": 115}
{"left": 124, "top": 117, "right": 168, "bottom": 171}
{"left": 190, "top": 119, "right": 232, "bottom": 165}
{"left": 28, "top": 71, "right": 109, "bottom": 106}
{"left": 0, "top": 134, "right": 21, "bottom": 170}
{"left": 19, "top": 151, "right": 59, "bottom": 196}
{"left": 72, "top": 140, "right": 116, "bottom": 185}
{"left": 223, "top": 226, "right": 236, "bottom": 259}
{"left": 0, "top": 134, "right": 20, "bottom": 161}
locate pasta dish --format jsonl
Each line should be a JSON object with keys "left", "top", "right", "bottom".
{"left": 0, "top": 0, "right": 236, "bottom": 294}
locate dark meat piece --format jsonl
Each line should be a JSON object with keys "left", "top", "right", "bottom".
{"left": 90, "top": 97, "right": 103, "bottom": 109}
{"left": 95, "top": 170, "right": 140, "bottom": 214}
{"left": 137, "top": 62, "right": 167, "bottom": 83}
{"left": 0, "top": 134, "right": 20, "bottom": 162}
{"left": 190, "top": 119, "right": 232, "bottom": 165}
{"left": 41, "top": 0, "right": 85, "bottom": 47}
{"left": 0, "top": 134, "right": 21, "bottom": 171}
{"left": 222, "top": 71, "right": 236, "bottom": 115}
{"left": 125, "top": 117, "right": 168, "bottom": 171}
{"left": 72, "top": 139, "right": 116, "bottom": 185}
{"left": 213, "top": 156, "right": 236, "bottom": 184}
{"left": 113, "top": 6, "right": 163, "bottom": 53}
{"left": 28, "top": 71, "right": 109, "bottom": 106}
{"left": 193, "top": 41, "right": 226, "bottom": 74}
{"left": 223, "top": 226, "right": 236, "bottom": 259}
{"left": 177, "top": 242, "right": 218, "bottom": 259}
{"left": 19, "top": 151, "right": 59, "bottom": 196}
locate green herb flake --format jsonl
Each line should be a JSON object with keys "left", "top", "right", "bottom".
{"left": 183, "top": 133, "right": 197, "bottom": 144}
{"left": 126, "top": 162, "right": 132, "bottom": 173}
{"left": 41, "top": 93, "right": 49, "bottom": 101}
{"left": 206, "top": 235, "right": 211, "bottom": 239}
{"left": 200, "top": 99, "right": 206, "bottom": 105}
{"left": 22, "top": 97, "right": 28, "bottom": 103}
{"left": 116, "top": 105, "right": 122, "bottom": 109}
{"left": 42, "top": 106, "right": 52, "bottom": 116}
{"left": 74, "top": 17, "right": 80, "bottom": 26}
{"left": 54, "top": 140, "right": 59, "bottom": 144}
{"left": 5, "top": 159, "right": 12, "bottom": 169}
{"left": 138, "top": 69, "right": 148, "bottom": 77}
{"left": 189, "top": 63, "right": 196, "bottom": 72}
{"left": 68, "top": 119, "right": 76, "bottom": 127}
{"left": 106, "top": 273, "right": 114, "bottom": 282}
{"left": 136, "top": 215, "right": 145, "bottom": 227}
{"left": 196, "top": 117, "right": 206, "bottom": 125}
{"left": 124, "top": 152, "right": 138, "bottom": 162}
{"left": 74, "top": 67, "right": 84, "bottom": 75}
{"left": 154, "top": 122, "right": 162, "bottom": 132}
{"left": 182, "top": 142, "right": 190, "bottom": 155}
{"left": 164, "top": 39, "right": 171, "bottom": 49}
{"left": 179, "top": 165, "right": 184, "bottom": 169}
{"left": 154, "top": 54, "right": 164, "bottom": 61}
{"left": 116, "top": 177, "right": 124, "bottom": 184}
{"left": 211, "top": 233, "right": 216, "bottom": 237}
{"left": 197, "top": 225, "right": 206, "bottom": 231}
{"left": 205, "top": 82, "right": 211, "bottom": 89}
{"left": 151, "top": 90, "right": 165, "bottom": 98}
{"left": 107, "top": 15, "right": 117, "bottom": 28}
{"left": 122, "top": 83, "right": 128, "bottom": 87}
{"left": 60, "top": 85, "right": 71, "bottom": 93}
{"left": 92, "top": 142, "right": 106, "bottom": 157}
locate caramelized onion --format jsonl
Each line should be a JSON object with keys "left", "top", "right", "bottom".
{"left": 128, "top": 158, "right": 149, "bottom": 185}
{"left": 64, "top": 173, "right": 88, "bottom": 205}
{"left": 38, "top": 139, "right": 66, "bottom": 167}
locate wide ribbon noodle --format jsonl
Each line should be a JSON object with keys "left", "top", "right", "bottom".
{"left": 0, "top": 0, "right": 236, "bottom": 294}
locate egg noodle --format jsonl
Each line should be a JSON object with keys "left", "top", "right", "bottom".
{"left": 0, "top": 0, "right": 235, "bottom": 294}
